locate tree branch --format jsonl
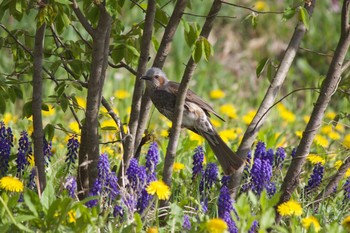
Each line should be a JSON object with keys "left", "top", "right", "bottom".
{"left": 134, "top": 0, "right": 189, "bottom": 154}
{"left": 229, "top": 0, "right": 317, "bottom": 197}
{"left": 276, "top": 0, "right": 350, "bottom": 223}
{"left": 32, "top": 20, "right": 47, "bottom": 194}
{"left": 162, "top": 0, "right": 222, "bottom": 189}
{"left": 118, "top": 0, "right": 156, "bottom": 183}
{"left": 221, "top": 1, "right": 284, "bottom": 14}
{"left": 71, "top": 0, "right": 94, "bottom": 36}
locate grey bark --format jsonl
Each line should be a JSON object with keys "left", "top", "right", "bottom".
{"left": 162, "top": 0, "right": 222, "bottom": 188}
{"left": 134, "top": 0, "right": 189, "bottom": 153}
{"left": 229, "top": 0, "right": 317, "bottom": 197}
{"left": 276, "top": 0, "right": 350, "bottom": 223}
{"left": 118, "top": 0, "right": 156, "bottom": 184}
{"left": 32, "top": 21, "right": 47, "bottom": 194}
{"left": 77, "top": 5, "right": 112, "bottom": 199}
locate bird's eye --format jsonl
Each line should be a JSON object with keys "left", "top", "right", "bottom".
{"left": 154, "top": 75, "right": 159, "bottom": 79}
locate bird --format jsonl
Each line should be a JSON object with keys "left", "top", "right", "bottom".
{"left": 141, "top": 67, "right": 244, "bottom": 174}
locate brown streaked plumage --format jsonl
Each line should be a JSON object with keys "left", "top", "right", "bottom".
{"left": 141, "top": 67, "right": 244, "bottom": 174}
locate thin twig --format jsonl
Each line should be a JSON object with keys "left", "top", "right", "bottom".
{"left": 221, "top": 0, "right": 284, "bottom": 14}
{"left": 71, "top": 0, "right": 94, "bottom": 36}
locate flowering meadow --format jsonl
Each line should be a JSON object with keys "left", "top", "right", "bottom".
{"left": 1, "top": 95, "right": 350, "bottom": 233}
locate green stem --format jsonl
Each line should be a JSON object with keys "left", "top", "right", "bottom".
{"left": 155, "top": 197, "right": 159, "bottom": 228}
{"left": 0, "top": 195, "right": 18, "bottom": 224}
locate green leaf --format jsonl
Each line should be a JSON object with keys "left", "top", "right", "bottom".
{"left": 299, "top": 6, "right": 309, "bottom": 30}
{"left": 111, "top": 45, "right": 124, "bottom": 64}
{"left": 60, "top": 96, "right": 68, "bottom": 112}
{"left": 134, "top": 213, "right": 142, "bottom": 233}
{"left": 282, "top": 6, "right": 296, "bottom": 21}
{"left": 192, "top": 39, "right": 203, "bottom": 63}
{"left": 41, "top": 182, "right": 55, "bottom": 210}
{"left": 0, "top": 96, "right": 6, "bottom": 114}
{"left": 11, "top": 85, "right": 23, "bottom": 99}
{"left": 152, "top": 36, "right": 160, "bottom": 51}
{"left": 101, "top": 126, "right": 117, "bottom": 131}
{"left": 184, "top": 23, "right": 199, "bottom": 47}
{"left": 256, "top": 57, "right": 270, "bottom": 78}
{"left": 202, "top": 38, "right": 213, "bottom": 61}
{"left": 44, "top": 124, "right": 55, "bottom": 141}
{"left": 23, "top": 190, "right": 40, "bottom": 217}
{"left": 23, "top": 101, "right": 32, "bottom": 118}
{"left": 41, "top": 103, "right": 49, "bottom": 111}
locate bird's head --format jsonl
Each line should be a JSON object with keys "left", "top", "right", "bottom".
{"left": 141, "top": 67, "right": 169, "bottom": 89}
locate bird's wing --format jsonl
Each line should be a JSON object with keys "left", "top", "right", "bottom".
{"left": 165, "top": 81, "right": 225, "bottom": 122}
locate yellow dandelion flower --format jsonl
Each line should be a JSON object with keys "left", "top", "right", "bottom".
{"left": 0, "top": 176, "right": 24, "bottom": 192}
{"left": 211, "top": 119, "right": 222, "bottom": 128}
{"left": 27, "top": 124, "right": 33, "bottom": 136}
{"left": 206, "top": 218, "right": 228, "bottom": 233}
{"left": 277, "top": 104, "right": 295, "bottom": 123}
{"left": 335, "top": 160, "right": 343, "bottom": 170}
{"left": 203, "top": 155, "right": 207, "bottom": 165}
{"left": 343, "top": 134, "right": 350, "bottom": 148}
{"left": 321, "top": 125, "right": 332, "bottom": 134}
{"left": 307, "top": 154, "right": 325, "bottom": 165}
{"left": 102, "top": 146, "right": 114, "bottom": 156}
{"left": 242, "top": 110, "right": 256, "bottom": 125}
{"left": 146, "top": 180, "right": 171, "bottom": 200}
{"left": 345, "top": 168, "right": 350, "bottom": 178}
{"left": 325, "top": 111, "right": 336, "bottom": 119}
{"left": 303, "top": 115, "right": 310, "bottom": 123}
{"left": 314, "top": 135, "right": 329, "bottom": 147}
{"left": 101, "top": 119, "right": 117, "bottom": 129}
{"left": 69, "top": 122, "right": 80, "bottom": 134}
{"left": 335, "top": 124, "right": 344, "bottom": 132}
{"left": 173, "top": 162, "right": 185, "bottom": 172}
{"left": 219, "top": 129, "right": 237, "bottom": 143}
{"left": 3, "top": 113, "right": 17, "bottom": 125}
{"left": 255, "top": 1, "right": 268, "bottom": 11}
{"left": 146, "top": 227, "right": 158, "bottom": 233}
{"left": 277, "top": 199, "right": 303, "bottom": 217}
{"left": 302, "top": 216, "right": 321, "bottom": 232}
{"left": 42, "top": 104, "right": 56, "bottom": 117}
{"left": 210, "top": 89, "right": 225, "bottom": 99}
{"left": 295, "top": 131, "right": 303, "bottom": 138}
{"left": 188, "top": 131, "right": 204, "bottom": 144}
{"left": 75, "top": 96, "right": 86, "bottom": 109}
{"left": 328, "top": 131, "right": 340, "bottom": 140}
{"left": 114, "top": 89, "right": 130, "bottom": 99}
{"left": 343, "top": 215, "right": 350, "bottom": 231}
{"left": 220, "top": 104, "right": 237, "bottom": 119}
{"left": 160, "top": 129, "right": 169, "bottom": 137}
{"left": 27, "top": 155, "right": 35, "bottom": 167}
{"left": 67, "top": 210, "right": 76, "bottom": 223}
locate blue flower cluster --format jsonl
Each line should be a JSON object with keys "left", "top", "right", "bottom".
{"left": 183, "top": 214, "right": 191, "bottom": 230}
{"left": 16, "top": 131, "right": 31, "bottom": 176}
{"left": 125, "top": 143, "right": 160, "bottom": 214}
{"left": 305, "top": 163, "right": 324, "bottom": 194}
{"left": 64, "top": 176, "right": 77, "bottom": 198}
{"left": 0, "top": 122, "right": 13, "bottom": 176}
{"left": 248, "top": 220, "right": 258, "bottom": 233}
{"left": 86, "top": 153, "right": 119, "bottom": 208}
{"left": 43, "top": 138, "right": 52, "bottom": 166}
{"left": 192, "top": 146, "right": 204, "bottom": 180}
{"left": 218, "top": 176, "right": 238, "bottom": 233}
{"left": 65, "top": 135, "right": 79, "bottom": 169}
{"left": 241, "top": 142, "right": 284, "bottom": 197}
{"left": 343, "top": 178, "right": 350, "bottom": 203}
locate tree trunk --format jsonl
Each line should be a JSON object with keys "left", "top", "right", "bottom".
{"left": 276, "top": 0, "right": 350, "bottom": 223}
{"left": 77, "top": 5, "right": 111, "bottom": 199}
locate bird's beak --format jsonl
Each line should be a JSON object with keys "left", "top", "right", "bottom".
{"left": 141, "top": 75, "right": 151, "bottom": 81}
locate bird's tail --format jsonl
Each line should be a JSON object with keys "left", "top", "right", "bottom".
{"left": 204, "top": 131, "right": 244, "bottom": 174}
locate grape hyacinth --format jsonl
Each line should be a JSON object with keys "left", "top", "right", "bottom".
{"left": 86, "top": 154, "right": 119, "bottom": 207}
{"left": 43, "top": 138, "right": 52, "bottom": 165}
{"left": 27, "top": 168, "right": 36, "bottom": 190}
{"left": 291, "top": 148, "right": 297, "bottom": 158}
{"left": 113, "top": 205, "right": 124, "bottom": 218}
{"left": 126, "top": 158, "right": 147, "bottom": 193}
{"left": 64, "top": 176, "right": 77, "bottom": 198}
{"left": 16, "top": 131, "right": 30, "bottom": 176}
{"left": 0, "top": 122, "right": 13, "bottom": 176}
{"left": 248, "top": 220, "right": 259, "bottom": 233}
{"left": 183, "top": 214, "right": 191, "bottom": 230}
{"left": 305, "top": 163, "right": 324, "bottom": 193}
{"left": 274, "top": 147, "right": 286, "bottom": 169}
{"left": 200, "top": 163, "right": 218, "bottom": 193}
{"left": 145, "top": 142, "right": 159, "bottom": 174}
{"left": 218, "top": 184, "right": 238, "bottom": 233}
{"left": 192, "top": 146, "right": 204, "bottom": 180}
{"left": 250, "top": 142, "right": 275, "bottom": 196}
{"left": 65, "top": 135, "right": 79, "bottom": 168}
